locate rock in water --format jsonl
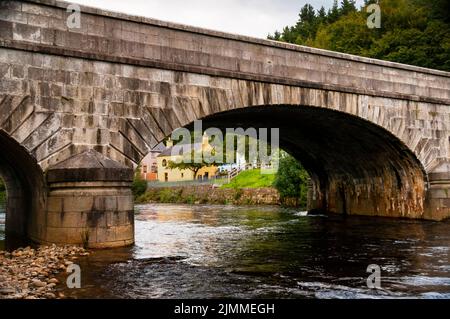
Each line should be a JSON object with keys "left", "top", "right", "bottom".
{"left": 31, "top": 280, "right": 46, "bottom": 288}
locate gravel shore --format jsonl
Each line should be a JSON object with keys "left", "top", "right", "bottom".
{"left": 0, "top": 245, "right": 90, "bottom": 299}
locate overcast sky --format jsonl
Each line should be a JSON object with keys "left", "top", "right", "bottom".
{"left": 70, "top": 0, "right": 365, "bottom": 38}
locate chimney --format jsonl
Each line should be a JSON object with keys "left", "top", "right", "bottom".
{"left": 166, "top": 138, "right": 173, "bottom": 147}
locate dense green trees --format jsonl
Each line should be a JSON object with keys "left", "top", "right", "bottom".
{"left": 273, "top": 154, "right": 309, "bottom": 208}
{"left": 269, "top": 0, "right": 450, "bottom": 71}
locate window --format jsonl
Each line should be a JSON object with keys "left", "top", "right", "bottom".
{"left": 143, "top": 165, "right": 148, "bottom": 174}
{"left": 181, "top": 173, "right": 184, "bottom": 178}
{"left": 162, "top": 159, "right": 167, "bottom": 167}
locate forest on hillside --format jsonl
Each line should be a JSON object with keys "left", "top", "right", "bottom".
{"left": 268, "top": 0, "right": 450, "bottom": 71}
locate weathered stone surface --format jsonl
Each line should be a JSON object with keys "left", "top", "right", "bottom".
{"left": 44, "top": 179, "right": 134, "bottom": 248}
{"left": 43, "top": 151, "right": 134, "bottom": 248}
{"left": 142, "top": 185, "right": 280, "bottom": 205}
{"left": 0, "top": 0, "right": 449, "bottom": 248}
{"left": 46, "top": 149, "right": 133, "bottom": 183}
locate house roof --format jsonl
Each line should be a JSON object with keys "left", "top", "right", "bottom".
{"left": 158, "top": 143, "right": 203, "bottom": 157}
{"left": 152, "top": 142, "right": 166, "bottom": 153}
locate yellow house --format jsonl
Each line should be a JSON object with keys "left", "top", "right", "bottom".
{"left": 157, "top": 137, "right": 219, "bottom": 182}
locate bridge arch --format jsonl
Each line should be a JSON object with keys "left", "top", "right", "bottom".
{"left": 0, "top": 130, "right": 47, "bottom": 246}
{"left": 189, "top": 104, "right": 428, "bottom": 219}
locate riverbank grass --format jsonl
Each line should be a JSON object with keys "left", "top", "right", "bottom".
{"left": 221, "top": 169, "right": 276, "bottom": 189}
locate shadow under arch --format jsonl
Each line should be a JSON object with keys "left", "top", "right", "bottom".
{"left": 0, "top": 130, "right": 47, "bottom": 248}
{"left": 179, "top": 104, "right": 429, "bottom": 219}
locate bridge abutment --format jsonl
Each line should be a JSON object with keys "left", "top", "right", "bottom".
{"left": 425, "top": 163, "right": 450, "bottom": 221}
{"left": 43, "top": 150, "right": 135, "bottom": 248}
{"left": 307, "top": 172, "right": 428, "bottom": 220}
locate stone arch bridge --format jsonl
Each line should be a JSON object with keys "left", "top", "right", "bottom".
{"left": 0, "top": 0, "right": 449, "bottom": 248}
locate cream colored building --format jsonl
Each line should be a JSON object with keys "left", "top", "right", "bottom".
{"left": 157, "top": 137, "right": 219, "bottom": 182}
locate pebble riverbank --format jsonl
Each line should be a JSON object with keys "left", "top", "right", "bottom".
{"left": 0, "top": 245, "right": 90, "bottom": 299}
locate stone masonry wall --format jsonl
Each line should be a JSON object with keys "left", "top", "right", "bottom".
{"left": 140, "top": 185, "right": 280, "bottom": 206}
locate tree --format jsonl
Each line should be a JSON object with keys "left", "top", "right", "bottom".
{"left": 340, "top": 0, "right": 357, "bottom": 16}
{"left": 132, "top": 166, "right": 147, "bottom": 198}
{"left": 295, "top": 4, "right": 319, "bottom": 44}
{"left": 314, "top": 12, "right": 374, "bottom": 56}
{"left": 317, "top": 6, "right": 327, "bottom": 24}
{"left": 268, "top": 30, "right": 282, "bottom": 41}
{"left": 274, "top": 154, "right": 309, "bottom": 207}
{"left": 268, "top": 0, "right": 450, "bottom": 72}
{"left": 327, "top": 0, "right": 341, "bottom": 23}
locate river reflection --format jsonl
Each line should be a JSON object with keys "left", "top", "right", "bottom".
{"left": 52, "top": 204, "right": 450, "bottom": 299}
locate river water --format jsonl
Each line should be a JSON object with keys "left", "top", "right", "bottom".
{"left": 1, "top": 204, "right": 450, "bottom": 298}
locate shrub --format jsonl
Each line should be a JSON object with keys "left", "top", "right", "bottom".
{"left": 233, "top": 188, "right": 243, "bottom": 201}
{"left": 274, "top": 155, "right": 309, "bottom": 208}
{"left": 132, "top": 167, "right": 147, "bottom": 199}
{"left": 184, "top": 195, "right": 197, "bottom": 204}
{"left": 158, "top": 189, "right": 183, "bottom": 203}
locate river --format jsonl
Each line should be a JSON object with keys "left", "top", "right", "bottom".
{"left": 1, "top": 204, "right": 449, "bottom": 298}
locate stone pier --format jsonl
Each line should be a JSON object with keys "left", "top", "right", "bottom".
{"left": 44, "top": 150, "right": 134, "bottom": 248}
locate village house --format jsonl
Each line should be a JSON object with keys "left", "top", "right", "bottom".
{"left": 139, "top": 143, "right": 165, "bottom": 181}
{"left": 157, "top": 136, "right": 219, "bottom": 182}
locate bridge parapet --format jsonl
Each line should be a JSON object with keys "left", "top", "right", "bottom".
{"left": 0, "top": 0, "right": 449, "bottom": 105}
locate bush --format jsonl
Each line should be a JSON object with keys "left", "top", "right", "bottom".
{"left": 132, "top": 167, "right": 147, "bottom": 199}
{"left": 132, "top": 179, "right": 147, "bottom": 198}
{"left": 135, "top": 189, "right": 159, "bottom": 204}
{"left": 233, "top": 188, "right": 243, "bottom": 201}
{"left": 159, "top": 188, "right": 183, "bottom": 203}
{"left": 274, "top": 155, "right": 309, "bottom": 208}
{"left": 184, "top": 195, "right": 197, "bottom": 205}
